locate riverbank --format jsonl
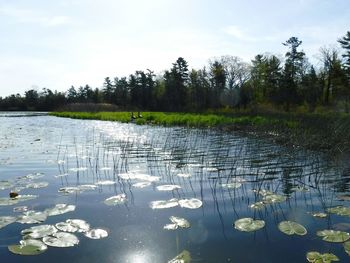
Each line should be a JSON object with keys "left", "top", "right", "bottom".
{"left": 50, "top": 111, "right": 350, "bottom": 154}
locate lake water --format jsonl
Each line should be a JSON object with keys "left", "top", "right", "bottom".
{"left": 1, "top": 112, "right": 350, "bottom": 262}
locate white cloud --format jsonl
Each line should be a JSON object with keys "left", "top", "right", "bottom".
{"left": 223, "top": 26, "right": 258, "bottom": 42}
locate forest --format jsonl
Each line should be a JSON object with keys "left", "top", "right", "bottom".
{"left": 1, "top": 32, "right": 350, "bottom": 113}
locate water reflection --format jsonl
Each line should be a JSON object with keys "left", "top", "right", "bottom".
{"left": 1, "top": 115, "right": 350, "bottom": 262}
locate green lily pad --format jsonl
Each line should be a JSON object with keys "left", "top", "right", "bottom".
{"left": 43, "top": 232, "right": 79, "bottom": 247}
{"left": 156, "top": 185, "right": 181, "bottom": 191}
{"left": 165, "top": 216, "right": 190, "bottom": 230}
{"left": 0, "top": 216, "right": 16, "bottom": 229}
{"left": 8, "top": 241, "right": 47, "bottom": 256}
{"left": 278, "top": 221, "right": 307, "bottom": 236}
{"left": 317, "top": 230, "right": 350, "bottom": 242}
{"left": 66, "top": 219, "right": 90, "bottom": 232}
{"left": 17, "top": 211, "right": 47, "bottom": 224}
{"left": 21, "top": 224, "right": 57, "bottom": 239}
{"left": 263, "top": 194, "right": 286, "bottom": 204}
{"left": 344, "top": 241, "right": 350, "bottom": 256}
{"left": 104, "top": 194, "right": 127, "bottom": 206}
{"left": 150, "top": 198, "right": 179, "bottom": 209}
{"left": 84, "top": 228, "right": 108, "bottom": 239}
{"left": 168, "top": 250, "right": 191, "bottom": 263}
{"left": 45, "top": 204, "right": 75, "bottom": 216}
{"left": 178, "top": 198, "right": 202, "bottom": 209}
{"left": 306, "top": 251, "right": 339, "bottom": 263}
{"left": 234, "top": 218, "right": 265, "bottom": 232}
{"left": 327, "top": 206, "right": 350, "bottom": 217}
{"left": 249, "top": 201, "right": 265, "bottom": 209}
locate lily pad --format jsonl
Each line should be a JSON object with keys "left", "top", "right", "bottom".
{"left": 150, "top": 198, "right": 179, "bottom": 209}
{"left": 58, "top": 187, "right": 80, "bottom": 194}
{"left": 17, "top": 211, "right": 48, "bottom": 224}
{"left": 344, "top": 241, "right": 350, "bottom": 256}
{"left": 234, "top": 217, "right": 265, "bottom": 232}
{"left": 25, "top": 173, "right": 45, "bottom": 180}
{"left": 21, "top": 224, "right": 57, "bottom": 239}
{"left": 104, "top": 194, "right": 127, "bottom": 206}
{"left": 164, "top": 224, "right": 178, "bottom": 230}
{"left": 249, "top": 202, "right": 265, "bottom": 209}
{"left": 84, "top": 228, "right": 108, "bottom": 239}
{"left": 178, "top": 198, "right": 202, "bottom": 209}
{"left": 27, "top": 182, "right": 49, "bottom": 189}
{"left": 317, "top": 229, "right": 350, "bottom": 243}
{"left": 66, "top": 219, "right": 90, "bottom": 232}
{"left": 13, "top": 206, "right": 29, "bottom": 212}
{"left": 169, "top": 216, "right": 190, "bottom": 228}
{"left": 77, "top": 184, "right": 98, "bottom": 191}
{"left": 221, "top": 182, "right": 242, "bottom": 189}
{"left": 0, "top": 216, "right": 16, "bottom": 229}
{"left": 156, "top": 185, "right": 181, "bottom": 191}
{"left": 168, "top": 250, "right": 191, "bottom": 263}
{"left": 262, "top": 194, "right": 286, "bottom": 204}
{"left": 0, "top": 197, "right": 18, "bottom": 206}
{"left": 132, "top": 182, "right": 151, "bottom": 188}
{"left": 8, "top": 241, "right": 47, "bottom": 256}
{"left": 95, "top": 180, "right": 116, "bottom": 186}
{"left": 327, "top": 206, "right": 350, "bottom": 217}
{"left": 45, "top": 204, "right": 76, "bottom": 216}
{"left": 118, "top": 172, "right": 161, "bottom": 182}
{"left": 55, "top": 222, "right": 79, "bottom": 233}
{"left": 43, "top": 232, "right": 79, "bottom": 247}
{"left": 306, "top": 251, "right": 339, "bottom": 263}
{"left": 278, "top": 221, "right": 307, "bottom": 236}
{"left": 311, "top": 212, "right": 328, "bottom": 218}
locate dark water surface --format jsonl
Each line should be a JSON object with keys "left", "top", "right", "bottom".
{"left": 1, "top": 112, "right": 350, "bottom": 262}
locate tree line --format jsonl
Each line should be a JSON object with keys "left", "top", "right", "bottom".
{"left": 1, "top": 32, "right": 350, "bottom": 112}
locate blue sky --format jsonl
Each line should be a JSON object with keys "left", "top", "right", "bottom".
{"left": 0, "top": 0, "right": 349, "bottom": 97}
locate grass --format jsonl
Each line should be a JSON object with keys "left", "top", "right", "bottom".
{"left": 50, "top": 110, "right": 350, "bottom": 153}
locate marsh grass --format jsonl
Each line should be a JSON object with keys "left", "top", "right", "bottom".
{"left": 50, "top": 110, "right": 350, "bottom": 153}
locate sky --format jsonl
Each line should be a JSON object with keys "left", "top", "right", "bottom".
{"left": 0, "top": 0, "right": 349, "bottom": 97}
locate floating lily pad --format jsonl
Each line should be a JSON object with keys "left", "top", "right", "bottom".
{"left": 66, "top": 219, "right": 90, "bottom": 232}
{"left": 54, "top": 173, "right": 69, "bottom": 178}
{"left": 95, "top": 180, "right": 116, "bottom": 186}
{"left": 17, "top": 211, "right": 48, "bottom": 224}
{"left": 327, "top": 206, "right": 350, "bottom": 217}
{"left": 0, "top": 216, "right": 16, "bottom": 229}
{"left": 27, "top": 182, "right": 49, "bottom": 189}
{"left": 178, "top": 198, "right": 202, "bottom": 209}
{"left": 344, "top": 241, "right": 350, "bottom": 256}
{"left": 168, "top": 250, "right": 191, "bottom": 263}
{"left": 164, "top": 224, "right": 178, "bottom": 230}
{"left": 278, "top": 221, "right": 307, "bottom": 236}
{"left": 25, "top": 173, "right": 45, "bottom": 180}
{"left": 306, "top": 251, "right": 339, "bottom": 263}
{"left": 45, "top": 204, "right": 76, "bottom": 216}
{"left": 55, "top": 222, "right": 79, "bottom": 233}
{"left": 69, "top": 167, "right": 88, "bottom": 172}
{"left": 21, "top": 224, "right": 57, "bottom": 239}
{"left": 84, "top": 228, "right": 108, "bottom": 239}
{"left": 118, "top": 172, "right": 161, "bottom": 182}
{"left": 43, "top": 232, "right": 79, "bottom": 247}
{"left": 169, "top": 216, "right": 190, "bottom": 228}
{"left": 132, "top": 182, "right": 151, "bottom": 188}
{"left": 156, "top": 185, "right": 181, "bottom": 191}
{"left": 234, "top": 218, "right": 265, "bottom": 232}
{"left": 317, "top": 230, "right": 350, "bottom": 243}
{"left": 77, "top": 184, "right": 97, "bottom": 191}
{"left": 150, "top": 198, "right": 179, "bottom": 209}
{"left": 263, "top": 194, "right": 286, "bottom": 204}
{"left": 249, "top": 202, "right": 265, "bottom": 209}
{"left": 20, "top": 239, "right": 47, "bottom": 251}
{"left": 311, "top": 212, "right": 328, "bottom": 218}
{"left": 58, "top": 187, "right": 80, "bottom": 194}
{"left": 104, "top": 194, "right": 127, "bottom": 206}
{"left": 0, "top": 197, "right": 18, "bottom": 206}
{"left": 8, "top": 241, "right": 47, "bottom": 256}
{"left": 257, "top": 189, "right": 274, "bottom": 196}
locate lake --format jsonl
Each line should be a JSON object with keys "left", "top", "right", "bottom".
{"left": 1, "top": 112, "right": 350, "bottom": 262}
